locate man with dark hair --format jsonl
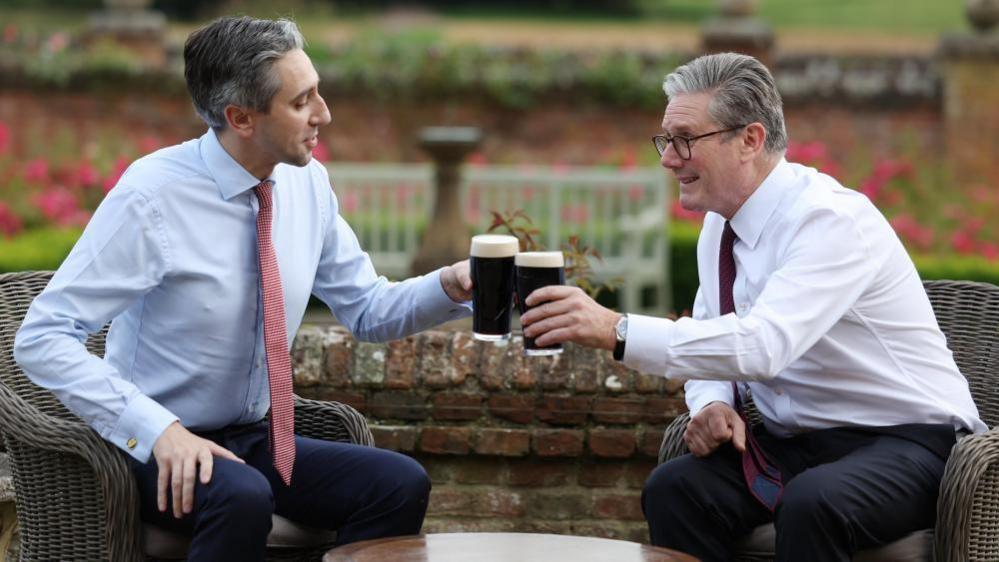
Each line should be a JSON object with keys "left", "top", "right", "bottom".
{"left": 14, "top": 16, "right": 473, "bottom": 560}
{"left": 520, "top": 52, "right": 984, "bottom": 561}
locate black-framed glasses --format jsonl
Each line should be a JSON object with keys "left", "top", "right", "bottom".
{"left": 651, "top": 124, "right": 748, "bottom": 160}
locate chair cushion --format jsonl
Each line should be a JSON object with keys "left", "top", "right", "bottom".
{"left": 143, "top": 514, "right": 337, "bottom": 559}
{"left": 733, "top": 524, "right": 932, "bottom": 562}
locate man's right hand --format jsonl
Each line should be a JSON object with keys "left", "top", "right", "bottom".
{"left": 683, "top": 401, "right": 746, "bottom": 457}
{"left": 152, "top": 421, "right": 244, "bottom": 518}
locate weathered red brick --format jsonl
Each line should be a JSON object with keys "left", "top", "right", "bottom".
{"left": 535, "top": 348, "right": 571, "bottom": 390}
{"left": 571, "top": 345, "right": 601, "bottom": 393}
{"left": 578, "top": 461, "right": 625, "bottom": 488}
{"left": 625, "top": 459, "right": 658, "bottom": 489}
{"left": 533, "top": 429, "right": 585, "bottom": 457}
{"left": 475, "top": 428, "right": 531, "bottom": 457}
{"left": 478, "top": 340, "right": 514, "bottom": 391}
{"left": 536, "top": 395, "right": 591, "bottom": 426}
{"left": 370, "top": 425, "right": 417, "bottom": 452}
{"left": 420, "top": 426, "right": 473, "bottom": 455}
{"left": 432, "top": 393, "right": 484, "bottom": 421}
{"left": 479, "top": 488, "right": 526, "bottom": 517}
{"left": 506, "top": 459, "right": 573, "bottom": 487}
{"left": 594, "top": 492, "right": 644, "bottom": 521}
{"left": 368, "top": 392, "right": 427, "bottom": 421}
{"left": 588, "top": 428, "right": 637, "bottom": 458}
{"left": 302, "top": 390, "right": 366, "bottom": 414}
{"left": 509, "top": 338, "right": 537, "bottom": 390}
{"left": 453, "top": 457, "right": 505, "bottom": 485}
{"left": 638, "top": 427, "right": 666, "bottom": 458}
{"left": 419, "top": 331, "right": 455, "bottom": 389}
{"left": 384, "top": 336, "right": 418, "bottom": 389}
{"left": 591, "top": 396, "right": 643, "bottom": 424}
{"left": 352, "top": 341, "right": 387, "bottom": 387}
{"left": 323, "top": 328, "right": 355, "bottom": 388}
{"left": 418, "top": 457, "right": 454, "bottom": 484}
{"left": 633, "top": 371, "right": 664, "bottom": 394}
{"left": 601, "top": 356, "right": 634, "bottom": 393}
{"left": 589, "top": 428, "right": 637, "bottom": 458}
{"left": 449, "top": 331, "right": 480, "bottom": 385}
{"left": 525, "top": 491, "right": 590, "bottom": 520}
{"left": 427, "top": 487, "right": 478, "bottom": 516}
{"left": 643, "top": 396, "right": 687, "bottom": 424}
{"left": 487, "top": 394, "right": 534, "bottom": 424}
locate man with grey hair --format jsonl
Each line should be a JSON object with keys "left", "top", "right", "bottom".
{"left": 521, "top": 52, "right": 983, "bottom": 560}
{"left": 14, "top": 16, "right": 474, "bottom": 560}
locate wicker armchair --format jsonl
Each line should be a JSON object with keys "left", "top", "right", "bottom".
{"left": 658, "top": 280, "right": 999, "bottom": 562}
{"left": 0, "top": 271, "right": 375, "bottom": 561}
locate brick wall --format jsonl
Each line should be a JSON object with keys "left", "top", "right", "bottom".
{"left": 290, "top": 326, "right": 686, "bottom": 542}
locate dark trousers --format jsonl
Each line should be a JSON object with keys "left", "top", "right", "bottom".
{"left": 642, "top": 424, "right": 956, "bottom": 562}
{"left": 130, "top": 421, "right": 430, "bottom": 562}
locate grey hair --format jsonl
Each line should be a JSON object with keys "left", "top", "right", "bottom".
{"left": 184, "top": 16, "right": 304, "bottom": 130}
{"left": 663, "top": 53, "right": 787, "bottom": 154}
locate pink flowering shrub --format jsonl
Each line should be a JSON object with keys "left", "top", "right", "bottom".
{"left": 0, "top": 118, "right": 994, "bottom": 262}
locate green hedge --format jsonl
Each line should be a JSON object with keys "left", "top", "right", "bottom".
{"left": 4, "top": 227, "right": 998, "bottom": 314}
{"left": 0, "top": 228, "right": 82, "bottom": 274}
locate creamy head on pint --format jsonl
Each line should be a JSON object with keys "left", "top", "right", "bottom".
{"left": 515, "top": 251, "right": 565, "bottom": 268}
{"left": 470, "top": 234, "right": 520, "bottom": 258}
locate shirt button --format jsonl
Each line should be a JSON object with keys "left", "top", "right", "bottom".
{"left": 127, "top": 438, "right": 138, "bottom": 450}
{"left": 774, "top": 388, "right": 783, "bottom": 396}
{"left": 739, "top": 303, "right": 749, "bottom": 312}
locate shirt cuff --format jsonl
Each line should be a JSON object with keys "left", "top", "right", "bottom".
{"left": 684, "top": 382, "right": 735, "bottom": 417}
{"left": 621, "top": 313, "right": 675, "bottom": 376}
{"left": 420, "top": 268, "right": 473, "bottom": 322}
{"left": 110, "top": 393, "right": 179, "bottom": 463}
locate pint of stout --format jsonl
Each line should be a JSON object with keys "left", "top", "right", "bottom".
{"left": 515, "top": 251, "right": 566, "bottom": 356}
{"left": 470, "top": 234, "right": 520, "bottom": 341}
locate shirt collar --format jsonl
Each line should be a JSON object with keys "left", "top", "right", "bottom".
{"left": 729, "top": 158, "right": 794, "bottom": 250}
{"left": 199, "top": 128, "right": 274, "bottom": 200}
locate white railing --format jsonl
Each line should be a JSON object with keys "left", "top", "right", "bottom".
{"left": 328, "top": 163, "right": 672, "bottom": 314}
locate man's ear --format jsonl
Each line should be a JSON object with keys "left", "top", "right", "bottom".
{"left": 224, "top": 105, "right": 255, "bottom": 138}
{"left": 741, "top": 122, "right": 767, "bottom": 161}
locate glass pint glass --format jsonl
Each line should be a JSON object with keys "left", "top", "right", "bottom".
{"left": 470, "top": 234, "right": 519, "bottom": 341}
{"left": 515, "top": 251, "right": 565, "bottom": 356}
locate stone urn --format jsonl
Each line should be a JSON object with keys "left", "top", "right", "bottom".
{"left": 966, "top": 0, "right": 999, "bottom": 33}
{"left": 720, "top": 0, "right": 758, "bottom": 18}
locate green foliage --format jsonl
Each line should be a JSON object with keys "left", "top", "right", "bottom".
{"left": 669, "top": 221, "right": 701, "bottom": 313}
{"left": 0, "top": 228, "right": 81, "bottom": 273}
{"left": 914, "top": 255, "right": 999, "bottom": 287}
{"left": 486, "top": 209, "right": 622, "bottom": 300}
{"left": 318, "top": 30, "right": 679, "bottom": 110}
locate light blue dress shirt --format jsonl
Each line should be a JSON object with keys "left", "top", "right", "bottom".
{"left": 14, "top": 129, "right": 469, "bottom": 463}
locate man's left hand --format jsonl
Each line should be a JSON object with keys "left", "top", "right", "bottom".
{"left": 440, "top": 259, "right": 472, "bottom": 303}
{"left": 520, "top": 285, "right": 620, "bottom": 350}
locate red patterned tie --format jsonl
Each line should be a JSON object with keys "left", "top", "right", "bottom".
{"left": 719, "top": 221, "right": 783, "bottom": 511}
{"left": 255, "top": 180, "right": 295, "bottom": 486}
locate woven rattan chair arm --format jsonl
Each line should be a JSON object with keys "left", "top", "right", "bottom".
{"left": 659, "top": 412, "right": 691, "bottom": 465}
{"left": 0, "top": 382, "right": 144, "bottom": 560}
{"left": 935, "top": 427, "right": 999, "bottom": 562}
{"left": 293, "top": 395, "right": 374, "bottom": 447}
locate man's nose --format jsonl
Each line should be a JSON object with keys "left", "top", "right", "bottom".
{"left": 660, "top": 142, "right": 682, "bottom": 170}
{"left": 313, "top": 95, "right": 332, "bottom": 126}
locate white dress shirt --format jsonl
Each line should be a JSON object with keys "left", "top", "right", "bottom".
{"left": 624, "top": 159, "right": 985, "bottom": 436}
{"left": 14, "top": 129, "right": 470, "bottom": 463}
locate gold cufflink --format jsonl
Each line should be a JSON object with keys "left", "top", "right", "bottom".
{"left": 127, "top": 438, "right": 137, "bottom": 450}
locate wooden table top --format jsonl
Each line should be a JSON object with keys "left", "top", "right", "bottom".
{"left": 324, "top": 532, "right": 698, "bottom": 562}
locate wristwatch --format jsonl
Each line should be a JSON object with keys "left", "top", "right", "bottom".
{"left": 613, "top": 314, "right": 628, "bottom": 361}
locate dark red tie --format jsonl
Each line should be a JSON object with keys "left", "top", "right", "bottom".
{"left": 255, "top": 180, "right": 296, "bottom": 486}
{"left": 719, "top": 221, "right": 783, "bottom": 511}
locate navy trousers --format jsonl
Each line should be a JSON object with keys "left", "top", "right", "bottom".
{"left": 643, "top": 424, "right": 956, "bottom": 562}
{"left": 130, "top": 421, "right": 430, "bottom": 561}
